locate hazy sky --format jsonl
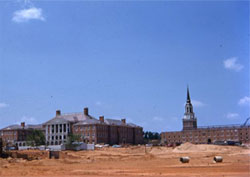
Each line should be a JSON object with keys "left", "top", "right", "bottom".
{"left": 0, "top": 0, "right": 249, "bottom": 132}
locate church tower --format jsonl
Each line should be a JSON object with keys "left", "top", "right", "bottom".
{"left": 182, "top": 86, "right": 197, "bottom": 130}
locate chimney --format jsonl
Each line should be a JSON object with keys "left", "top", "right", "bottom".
{"left": 21, "top": 122, "right": 25, "bottom": 128}
{"left": 56, "top": 110, "right": 61, "bottom": 117}
{"left": 121, "top": 119, "right": 126, "bottom": 124}
{"left": 84, "top": 107, "right": 88, "bottom": 116}
{"left": 99, "top": 116, "right": 104, "bottom": 123}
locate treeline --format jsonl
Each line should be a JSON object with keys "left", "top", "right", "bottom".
{"left": 143, "top": 131, "right": 160, "bottom": 140}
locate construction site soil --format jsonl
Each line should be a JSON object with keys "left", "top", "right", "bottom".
{"left": 0, "top": 143, "right": 249, "bottom": 177}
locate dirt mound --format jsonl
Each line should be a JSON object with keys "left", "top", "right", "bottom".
{"left": 173, "top": 142, "right": 244, "bottom": 153}
{"left": 148, "top": 146, "right": 172, "bottom": 155}
{"left": 8, "top": 150, "right": 49, "bottom": 160}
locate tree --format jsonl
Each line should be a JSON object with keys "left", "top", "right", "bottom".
{"left": 143, "top": 131, "right": 161, "bottom": 141}
{"left": 66, "top": 133, "right": 82, "bottom": 149}
{"left": 66, "top": 133, "right": 81, "bottom": 145}
{"left": 26, "top": 129, "right": 45, "bottom": 146}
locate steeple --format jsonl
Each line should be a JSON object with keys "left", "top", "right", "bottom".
{"left": 187, "top": 86, "right": 191, "bottom": 103}
{"left": 182, "top": 86, "right": 197, "bottom": 130}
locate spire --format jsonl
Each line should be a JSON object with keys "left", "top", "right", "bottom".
{"left": 187, "top": 85, "right": 191, "bottom": 103}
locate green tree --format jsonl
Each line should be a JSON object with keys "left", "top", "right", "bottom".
{"left": 26, "top": 129, "right": 45, "bottom": 146}
{"left": 143, "top": 131, "right": 161, "bottom": 140}
{"left": 66, "top": 133, "right": 82, "bottom": 149}
{"left": 66, "top": 133, "right": 81, "bottom": 144}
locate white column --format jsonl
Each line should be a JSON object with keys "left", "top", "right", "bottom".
{"left": 50, "top": 124, "right": 53, "bottom": 144}
{"left": 45, "top": 125, "right": 48, "bottom": 141}
{"left": 62, "top": 124, "right": 64, "bottom": 141}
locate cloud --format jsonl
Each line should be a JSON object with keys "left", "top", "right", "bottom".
{"left": 192, "top": 100, "right": 205, "bottom": 107}
{"left": 95, "top": 101, "right": 102, "bottom": 106}
{"left": 126, "top": 117, "right": 133, "bottom": 123}
{"left": 223, "top": 57, "right": 243, "bottom": 71}
{"left": 0, "top": 102, "right": 9, "bottom": 108}
{"left": 184, "top": 100, "right": 205, "bottom": 108}
{"left": 12, "top": 7, "right": 45, "bottom": 23}
{"left": 153, "top": 116, "right": 164, "bottom": 121}
{"left": 170, "top": 117, "right": 178, "bottom": 121}
{"left": 16, "top": 116, "right": 38, "bottom": 124}
{"left": 238, "top": 96, "right": 250, "bottom": 106}
{"left": 226, "top": 113, "right": 240, "bottom": 120}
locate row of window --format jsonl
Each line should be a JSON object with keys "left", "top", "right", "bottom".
{"left": 74, "top": 126, "right": 95, "bottom": 132}
{"left": 167, "top": 134, "right": 239, "bottom": 139}
{"left": 168, "top": 138, "right": 240, "bottom": 143}
{"left": 48, "top": 124, "right": 69, "bottom": 133}
{"left": 77, "top": 132, "right": 95, "bottom": 137}
{"left": 1, "top": 131, "right": 17, "bottom": 135}
{"left": 47, "top": 140, "right": 66, "bottom": 145}
{"left": 165, "top": 132, "right": 249, "bottom": 139}
{"left": 48, "top": 135, "right": 66, "bottom": 140}
{"left": 2, "top": 137, "right": 17, "bottom": 141}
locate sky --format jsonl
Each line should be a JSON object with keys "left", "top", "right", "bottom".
{"left": 0, "top": 0, "right": 249, "bottom": 132}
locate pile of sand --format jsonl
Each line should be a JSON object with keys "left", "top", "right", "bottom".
{"left": 173, "top": 142, "right": 243, "bottom": 153}
{"left": 148, "top": 146, "right": 172, "bottom": 155}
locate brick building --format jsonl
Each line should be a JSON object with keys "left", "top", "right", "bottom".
{"left": 44, "top": 108, "right": 143, "bottom": 145}
{"left": 0, "top": 122, "right": 44, "bottom": 147}
{"left": 161, "top": 87, "right": 250, "bottom": 145}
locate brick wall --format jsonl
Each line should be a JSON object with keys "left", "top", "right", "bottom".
{"left": 73, "top": 124, "right": 143, "bottom": 145}
{"left": 161, "top": 126, "right": 250, "bottom": 145}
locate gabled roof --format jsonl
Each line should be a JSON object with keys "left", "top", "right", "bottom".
{"left": 105, "top": 119, "right": 125, "bottom": 126}
{"left": 43, "top": 110, "right": 142, "bottom": 128}
{"left": 0, "top": 124, "right": 43, "bottom": 131}
{"left": 43, "top": 112, "right": 98, "bottom": 125}
{"left": 73, "top": 118, "right": 142, "bottom": 128}
{"left": 73, "top": 118, "right": 101, "bottom": 126}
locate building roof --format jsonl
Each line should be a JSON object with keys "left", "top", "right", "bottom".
{"left": 44, "top": 109, "right": 142, "bottom": 128}
{"left": 105, "top": 119, "right": 124, "bottom": 126}
{"left": 0, "top": 124, "right": 43, "bottom": 131}
{"left": 43, "top": 112, "right": 98, "bottom": 125}
{"left": 73, "top": 118, "right": 101, "bottom": 125}
{"left": 73, "top": 118, "right": 141, "bottom": 128}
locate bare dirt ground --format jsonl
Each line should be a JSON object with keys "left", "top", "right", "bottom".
{"left": 0, "top": 143, "right": 249, "bottom": 177}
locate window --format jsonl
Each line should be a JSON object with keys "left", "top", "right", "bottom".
{"left": 64, "top": 124, "right": 66, "bottom": 132}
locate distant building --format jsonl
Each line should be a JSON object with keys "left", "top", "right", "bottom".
{"left": 44, "top": 108, "right": 143, "bottom": 145}
{"left": 0, "top": 122, "right": 44, "bottom": 147}
{"left": 161, "top": 87, "right": 250, "bottom": 145}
